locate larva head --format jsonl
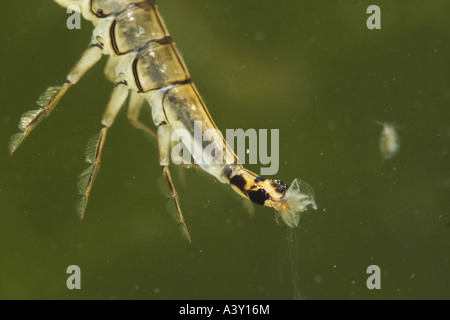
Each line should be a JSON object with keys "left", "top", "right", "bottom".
{"left": 229, "top": 171, "right": 317, "bottom": 228}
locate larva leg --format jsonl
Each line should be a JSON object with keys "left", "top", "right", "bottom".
{"left": 129, "top": 93, "right": 189, "bottom": 191}
{"left": 242, "top": 199, "right": 255, "bottom": 218}
{"left": 77, "top": 82, "right": 129, "bottom": 220}
{"left": 104, "top": 56, "right": 120, "bottom": 83}
{"left": 127, "top": 91, "right": 157, "bottom": 140}
{"left": 157, "top": 124, "right": 192, "bottom": 242}
{"left": 177, "top": 164, "right": 187, "bottom": 191}
{"left": 54, "top": 0, "right": 83, "bottom": 9}
{"left": 9, "top": 45, "right": 103, "bottom": 156}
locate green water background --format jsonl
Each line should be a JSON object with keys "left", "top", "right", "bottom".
{"left": 1, "top": 0, "right": 449, "bottom": 299}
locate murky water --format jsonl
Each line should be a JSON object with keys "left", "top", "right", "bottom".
{"left": 1, "top": 0, "right": 449, "bottom": 299}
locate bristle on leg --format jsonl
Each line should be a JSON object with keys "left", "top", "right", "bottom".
{"left": 9, "top": 86, "right": 63, "bottom": 156}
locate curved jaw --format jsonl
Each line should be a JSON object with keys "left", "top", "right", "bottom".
{"left": 270, "top": 178, "right": 317, "bottom": 228}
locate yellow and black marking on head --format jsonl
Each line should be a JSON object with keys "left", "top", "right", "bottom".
{"left": 226, "top": 167, "right": 286, "bottom": 205}
{"left": 223, "top": 165, "right": 317, "bottom": 228}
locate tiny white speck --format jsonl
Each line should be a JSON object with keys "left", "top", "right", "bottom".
{"left": 314, "top": 275, "right": 322, "bottom": 284}
{"left": 254, "top": 31, "right": 266, "bottom": 42}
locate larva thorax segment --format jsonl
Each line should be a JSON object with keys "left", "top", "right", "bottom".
{"left": 109, "top": 2, "right": 169, "bottom": 55}
{"left": 55, "top": 0, "right": 153, "bottom": 21}
{"left": 90, "top": 0, "right": 152, "bottom": 18}
{"left": 81, "top": 0, "right": 189, "bottom": 94}
{"left": 56, "top": 1, "right": 166, "bottom": 49}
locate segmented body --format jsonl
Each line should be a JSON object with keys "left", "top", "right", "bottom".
{"left": 10, "top": 0, "right": 317, "bottom": 240}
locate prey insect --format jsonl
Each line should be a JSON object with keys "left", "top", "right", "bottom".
{"left": 378, "top": 121, "right": 400, "bottom": 160}
{"left": 10, "top": 0, "right": 317, "bottom": 241}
